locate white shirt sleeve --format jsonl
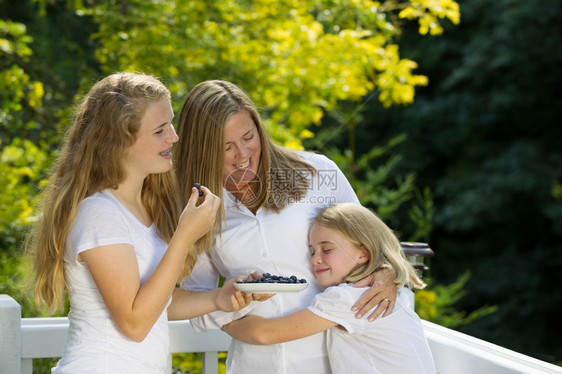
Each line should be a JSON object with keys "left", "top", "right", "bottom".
{"left": 307, "top": 285, "right": 361, "bottom": 334}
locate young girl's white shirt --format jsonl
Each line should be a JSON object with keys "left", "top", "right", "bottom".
{"left": 182, "top": 152, "right": 359, "bottom": 374}
{"left": 309, "top": 285, "right": 436, "bottom": 374}
{"left": 53, "top": 190, "right": 170, "bottom": 374}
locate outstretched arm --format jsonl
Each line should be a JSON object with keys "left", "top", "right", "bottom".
{"left": 222, "top": 309, "right": 337, "bottom": 345}
{"left": 168, "top": 277, "right": 258, "bottom": 320}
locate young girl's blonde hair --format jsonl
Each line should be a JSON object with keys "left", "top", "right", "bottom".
{"left": 312, "top": 203, "right": 426, "bottom": 289}
{"left": 26, "top": 72, "right": 181, "bottom": 313}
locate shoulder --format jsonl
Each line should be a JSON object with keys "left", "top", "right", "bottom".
{"left": 76, "top": 191, "right": 119, "bottom": 218}
{"left": 296, "top": 151, "right": 337, "bottom": 169}
{"left": 79, "top": 191, "right": 119, "bottom": 212}
{"left": 308, "top": 284, "right": 361, "bottom": 331}
{"left": 73, "top": 191, "right": 127, "bottom": 228}
{"left": 311, "top": 284, "right": 361, "bottom": 310}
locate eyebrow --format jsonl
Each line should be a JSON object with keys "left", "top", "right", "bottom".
{"left": 225, "top": 128, "right": 254, "bottom": 144}
{"left": 153, "top": 120, "right": 172, "bottom": 132}
{"left": 310, "top": 240, "right": 336, "bottom": 247}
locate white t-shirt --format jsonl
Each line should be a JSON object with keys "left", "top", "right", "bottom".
{"left": 52, "top": 190, "right": 170, "bottom": 374}
{"left": 309, "top": 285, "right": 436, "bottom": 374}
{"left": 183, "top": 152, "right": 359, "bottom": 374}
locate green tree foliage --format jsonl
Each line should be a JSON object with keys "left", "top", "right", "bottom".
{"left": 38, "top": 0, "right": 459, "bottom": 146}
{"left": 0, "top": 18, "right": 44, "bottom": 144}
{"left": 360, "top": 0, "right": 562, "bottom": 364}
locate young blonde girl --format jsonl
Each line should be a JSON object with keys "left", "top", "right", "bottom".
{"left": 26, "top": 72, "right": 253, "bottom": 373}
{"left": 223, "top": 202, "right": 436, "bottom": 374}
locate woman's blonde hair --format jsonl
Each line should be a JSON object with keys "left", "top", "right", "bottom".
{"left": 174, "top": 80, "right": 315, "bottom": 273}
{"left": 312, "top": 203, "right": 426, "bottom": 289}
{"left": 26, "top": 72, "right": 181, "bottom": 313}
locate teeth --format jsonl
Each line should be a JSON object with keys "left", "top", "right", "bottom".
{"left": 236, "top": 159, "right": 250, "bottom": 168}
{"left": 159, "top": 150, "right": 171, "bottom": 156}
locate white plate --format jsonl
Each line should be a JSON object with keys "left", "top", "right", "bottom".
{"left": 234, "top": 282, "right": 308, "bottom": 294}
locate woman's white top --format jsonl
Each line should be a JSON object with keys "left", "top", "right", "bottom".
{"left": 309, "top": 285, "right": 436, "bottom": 374}
{"left": 183, "top": 152, "right": 359, "bottom": 374}
{"left": 53, "top": 190, "right": 170, "bottom": 374}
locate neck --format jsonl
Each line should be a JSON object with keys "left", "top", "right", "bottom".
{"left": 111, "top": 182, "right": 152, "bottom": 226}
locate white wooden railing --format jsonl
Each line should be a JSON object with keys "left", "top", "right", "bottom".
{"left": 2, "top": 295, "right": 561, "bottom": 374}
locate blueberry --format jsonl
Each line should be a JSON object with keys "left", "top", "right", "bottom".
{"left": 194, "top": 183, "right": 203, "bottom": 196}
{"left": 239, "top": 273, "right": 307, "bottom": 284}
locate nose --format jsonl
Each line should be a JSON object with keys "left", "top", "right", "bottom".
{"left": 235, "top": 142, "right": 250, "bottom": 159}
{"left": 311, "top": 252, "right": 322, "bottom": 265}
{"left": 169, "top": 125, "right": 179, "bottom": 143}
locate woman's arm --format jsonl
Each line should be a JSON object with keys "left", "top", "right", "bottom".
{"left": 222, "top": 309, "right": 337, "bottom": 345}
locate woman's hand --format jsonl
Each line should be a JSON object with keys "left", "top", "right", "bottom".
{"left": 351, "top": 268, "right": 398, "bottom": 321}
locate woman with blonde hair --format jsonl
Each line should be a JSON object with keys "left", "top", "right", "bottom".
{"left": 27, "top": 72, "right": 254, "bottom": 373}
{"left": 174, "top": 80, "right": 398, "bottom": 373}
{"left": 224, "top": 203, "right": 436, "bottom": 373}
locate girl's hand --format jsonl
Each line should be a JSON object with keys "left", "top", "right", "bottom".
{"left": 214, "top": 277, "right": 252, "bottom": 312}
{"left": 176, "top": 186, "right": 220, "bottom": 242}
{"left": 351, "top": 268, "right": 398, "bottom": 321}
{"left": 243, "top": 272, "right": 275, "bottom": 302}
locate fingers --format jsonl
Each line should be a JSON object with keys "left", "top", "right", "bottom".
{"left": 249, "top": 271, "right": 262, "bottom": 281}
{"left": 352, "top": 277, "right": 398, "bottom": 321}
{"left": 351, "top": 276, "right": 378, "bottom": 313}
{"left": 243, "top": 292, "right": 253, "bottom": 305}
{"left": 230, "top": 294, "right": 241, "bottom": 311}
{"left": 232, "top": 290, "right": 249, "bottom": 310}
{"left": 381, "top": 298, "right": 395, "bottom": 318}
{"left": 251, "top": 293, "right": 274, "bottom": 302}
{"left": 186, "top": 186, "right": 201, "bottom": 207}
{"left": 354, "top": 295, "right": 383, "bottom": 320}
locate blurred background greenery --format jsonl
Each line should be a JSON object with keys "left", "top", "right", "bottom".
{"left": 1, "top": 0, "right": 560, "bottom": 371}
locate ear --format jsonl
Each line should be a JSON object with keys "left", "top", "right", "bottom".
{"left": 357, "top": 245, "right": 370, "bottom": 264}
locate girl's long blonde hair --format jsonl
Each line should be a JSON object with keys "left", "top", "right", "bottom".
{"left": 313, "top": 203, "right": 426, "bottom": 289}
{"left": 174, "top": 80, "right": 315, "bottom": 274}
{"left": 26, "top": 72, "right": 181, "bottom": 313}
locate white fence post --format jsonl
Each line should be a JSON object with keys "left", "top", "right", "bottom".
{"left": 0, "top": 295, "right": 21, "bottom": 374}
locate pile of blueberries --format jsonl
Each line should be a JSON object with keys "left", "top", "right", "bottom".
{"left": 237, "top": 272, "right": 307, "bottom": 284}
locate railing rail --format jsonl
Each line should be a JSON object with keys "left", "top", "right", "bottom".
{"left": 2, "top": 294, "right": 561, "bottom": 374}
{"left": 3, "top": 245, "right": 560, "bottom": 374}
{"left": 0, "top": 295, "right": 231, "bottom": 374}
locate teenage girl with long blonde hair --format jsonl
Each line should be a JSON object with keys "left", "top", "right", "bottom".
{"left": 26, "top": 72, "right": 254, "bottom": 373}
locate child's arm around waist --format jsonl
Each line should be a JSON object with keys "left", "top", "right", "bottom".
{"left": 222, "top": 308, "right": 337, "bottom": 345}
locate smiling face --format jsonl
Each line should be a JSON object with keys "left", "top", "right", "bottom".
{"left": 223, "top": 109, "right": 262, "bottom": 200}
{"left": 127, "top": 98, "right": 177, "bottom": 180}
{"left": 308, "top": 223, "right": 369, "bottom": 288}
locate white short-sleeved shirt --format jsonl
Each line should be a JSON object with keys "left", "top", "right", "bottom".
{"left": 309, "top": 285, "right": 436, "bottom": 374}
{"left": 52, "top": 190, "right": 170, "bottom": 374}
{"left": 182, "top": 152, "right": 359, "bottom": 374}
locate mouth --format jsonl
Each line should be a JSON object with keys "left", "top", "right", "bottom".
{"left": 235, "top": 159, "right": 250, "bottom": 169}
{"left": 158, "top": 148, "right": 172, "bottom": 157}
{"left": 315, "top": 268, "right": 329, "bottom": 276}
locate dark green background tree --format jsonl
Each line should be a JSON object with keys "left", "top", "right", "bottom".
{"left": 351, "top": 0, "right": 562, "bottom": 363}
